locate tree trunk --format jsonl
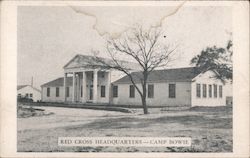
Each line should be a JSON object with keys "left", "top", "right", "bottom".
{"left": 142, "top": 95, "right": 148, "bottom": 114}
{"left": 141, "top": 75, "right": 148, "bottom": 114}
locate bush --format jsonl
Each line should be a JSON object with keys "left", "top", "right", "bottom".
{"left": 17, "top": 97, "right": 33, "bottom": 103}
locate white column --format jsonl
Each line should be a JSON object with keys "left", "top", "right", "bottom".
{"left": 82, "top": 71, "right": 86, "bottom": 103}
{"left": 64, "top": 73, "right": 67, "bottom": 102}
{"left": 106, "top": 71, "right": 111, "bottom": 103}
{"left": 76, "top": 74, "right": 80, "bottom": 101}
{"left": 93, "top": 69, "right": 98, "bottom": 103}
{"left": 72, "top": 72, "right": 76, "bottom": 102}
{"left": 78, "top": 74, "right": 80, "bottom": 101}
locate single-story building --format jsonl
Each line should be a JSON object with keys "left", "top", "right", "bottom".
{"left": 41, "top": 54, "right": 136, "bottom": 103}
{"left": 112, "top": 67, "right": 232, "bottom": 107}
{"left": 17, "top": 85, "right": 41, "bottom": 102}
{"left": 41, "top": 54, "right": 232, "bottom": 107}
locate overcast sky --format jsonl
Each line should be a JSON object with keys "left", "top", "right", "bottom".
{"left": 17, "top": 5, "right": 232, "bottom": 88}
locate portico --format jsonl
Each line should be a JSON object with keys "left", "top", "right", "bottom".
{"left": 63, "top": 69, "right": 111, "bottom": 103}
{"left": 41, "top": 54, "right": 137, "bottom": 104}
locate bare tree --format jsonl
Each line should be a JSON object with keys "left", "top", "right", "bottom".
{"left": 93, "top": 26, "right": 177, "bottom": 114}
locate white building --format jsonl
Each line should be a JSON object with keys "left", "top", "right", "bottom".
{"left": 17, "top": 85, "right": 41, "bottom": 102}
{"left": 41, "top": 55, "right": 232, "bottom": 107}
{"left": 112, "top": 67, "right": 232, "bottom": 107}
{"left": 41, "top": 55, "right": 136, "bottom": 103}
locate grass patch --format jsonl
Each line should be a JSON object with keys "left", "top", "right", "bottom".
{"left": 17, "top": 104, "right": 54, "bottom": 118}
{"left": 17, "top": 105, "right": 232, "bottom": 152}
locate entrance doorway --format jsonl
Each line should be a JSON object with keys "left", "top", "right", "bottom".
{"left": 89, "top": 85, "right": 93, "bottom": 101}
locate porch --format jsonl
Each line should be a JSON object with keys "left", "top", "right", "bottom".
{"left": 64, "top": 69, "right": 111, "bottom": 103}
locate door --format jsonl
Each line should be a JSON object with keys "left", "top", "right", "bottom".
{"left": 89, "top": 85, "right": 93, "bottom": 101}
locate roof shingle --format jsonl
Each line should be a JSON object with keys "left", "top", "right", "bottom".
{"left": 17, "top": 85, "right": 29, "bottom": 90}
{"left": 17, "top": 85, "right": 41, "bottom": 92}
{"left": 113, "top": 67, "right": 201, "bottom": 84}
{"left": 41, "top": 77, "right": 73, "bottom": 87}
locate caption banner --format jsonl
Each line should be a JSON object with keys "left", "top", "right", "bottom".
{"left": 58, "top": 137, "right": 191, "bottom": 147}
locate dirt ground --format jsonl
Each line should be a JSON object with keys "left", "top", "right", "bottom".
{"left": 17, "top": 105, "right": 232, "bottom": 152}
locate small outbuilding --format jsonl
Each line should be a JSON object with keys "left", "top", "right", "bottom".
{"left": 17, "top": 85, "right": 41, "bottom": 102}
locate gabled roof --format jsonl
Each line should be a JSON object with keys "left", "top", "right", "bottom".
{"left": 17, "top": 85, "right": 29, "bottom": 90}
{"left": 17, "top": 85, "right": 41, "bottom": 92}
{"left": 41, "top": 77, "right": 73, "bottom": 87}
{"left": 112, "top": 67, "right": 202, "bottom": 84}
{"left": 63, "top": 54, "right": 139, "bottom": 70}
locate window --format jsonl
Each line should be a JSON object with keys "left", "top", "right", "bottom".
{"left": 209, "top": 85, "right": 212, "bottom": 98}
{"left": 214, "top": 84, "right": 217, "bottom": 98}
{"left": 30, "top": 93, "right": 33, "bottom": 98}
{"left": 25, "top": 93, "right": 29, "bottom": 98}
{"left": 101, "top": 86, "right": 105, "bottom": 97}
{"left": 148, "top": 84, "right": 154, "bottom": 98}
{"left": 113, "top": 85, "right": 118, "bottom": 97}
{"left": 219, "top": 85, "right": 223, "bottom": 98}
{"left": 129, "top": 85, "right": 135, "bottom": 98}
{"left": 18, "top": 94, "right": 21, "bottom": 98}
{"left": 47, "top": 88, "right": 50, "bottom": 97}
{"left": 56, "top": 87, "right": 59, "bottom": 97}
{"left": 203, "top": 84, "right": 207, "bottom": 98}
{"left": 196, "top": 84, "right": 201, "bottom": 98}
{"left": 169, "top": 84, "right": 176, "bottom": 98}
{"left": 66, "top": 87, "right": 70, "bottom": 97}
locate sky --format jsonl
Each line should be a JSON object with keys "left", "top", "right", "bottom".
{"left": 17, "top": 5, "right": 232, "bottom": 89}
